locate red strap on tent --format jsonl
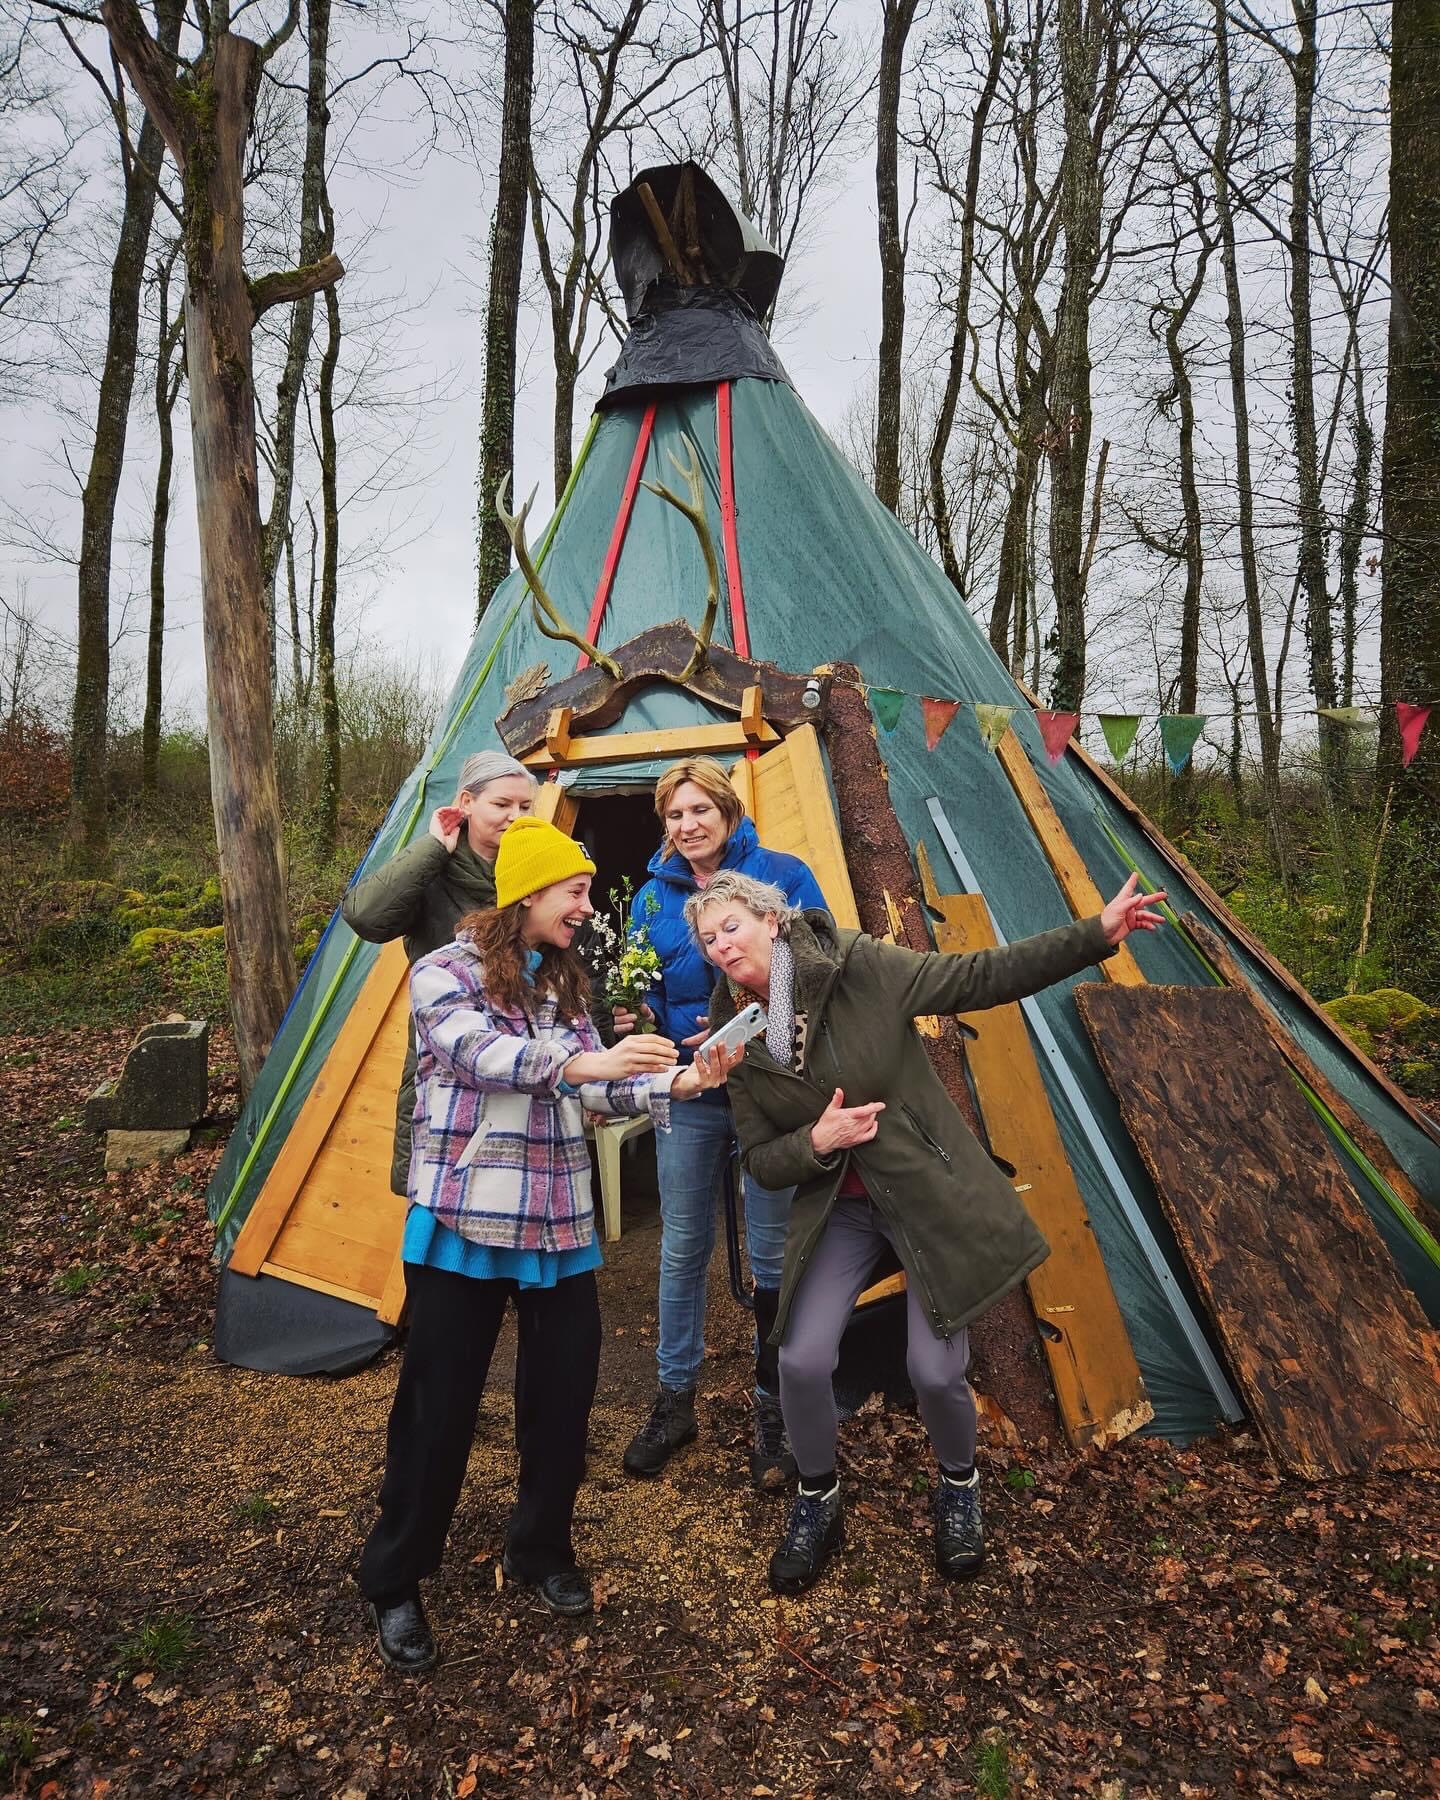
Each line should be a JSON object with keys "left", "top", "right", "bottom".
{"left": 576, "top": 404, "right": 657, "bottom": 670}
{"left": 716, "top": 381, "right": 751, "bottom": 660}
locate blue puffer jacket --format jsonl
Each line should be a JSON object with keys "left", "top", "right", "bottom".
{"left": 630, "top": 816, "right": 827, "bottom": 1057}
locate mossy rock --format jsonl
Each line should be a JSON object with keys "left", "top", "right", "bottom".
{"left": 128, "top": 924, "right": 225, "bottom": 964}
{"left": 178, "top": 878, "right": 223, "bottom": 929}
{"left": 30, "top": 911, "right": 131, "bottom": 967}
{"left": 1321, "top": 989, "right": 1432, "bottom": 1058}
{"left": 53, "top": 879, "right": 126, "bottom": 914}
{"left": 154, "top": 872, "right": 188, "bottom": 895}
{"left": 1397, "top": 1060, "right": 1440, "bottom": 1102}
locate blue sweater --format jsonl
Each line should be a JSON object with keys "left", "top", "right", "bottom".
{"left": 631, "top": 816, "right": 827, "bottom": 1053}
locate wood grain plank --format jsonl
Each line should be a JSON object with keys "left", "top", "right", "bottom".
{"left": 994, "top": 728, "right": 1145, "bottom": 987}
{"left": 928, "top": 890, "right": 1151, "bottom": 1449}
{"left": 228, "top": 938, "right": 411, "bottom": 1277}
{"left": 1076, "top": 982, "right": 1440, "bottom": 1477}
{"left": 523, "top": 720, "right": 780, "bottom": 768}
{"left": 265, "top": 1216, "right": 395, "bottom": 1303}
{"left": 749, "top": 724, "right": 860, "bottom": 930}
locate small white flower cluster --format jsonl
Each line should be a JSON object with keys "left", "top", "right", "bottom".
{"left": 592, "top": 879, "right": 663, "bottom": 1024}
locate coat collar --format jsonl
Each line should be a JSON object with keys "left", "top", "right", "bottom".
{"left": 646, "top": 815, "right": 761, "bottom": 889}
{"left": 710, "top": 908, "right": 849, "bottom": 1034}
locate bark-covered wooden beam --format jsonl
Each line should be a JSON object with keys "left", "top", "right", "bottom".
{"left": 495, "top": 620, "right": 828, "bottom": 753}
{"left": 248, "top": 252, "right": 344, "bottom": 322}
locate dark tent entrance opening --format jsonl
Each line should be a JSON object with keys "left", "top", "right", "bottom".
{"left": 571, "top": 786, "right": 659, "bottom": 915}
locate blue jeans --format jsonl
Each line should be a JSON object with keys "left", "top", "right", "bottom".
{"left": 653, "top": 1096, "right": 791, "bottom": 1392}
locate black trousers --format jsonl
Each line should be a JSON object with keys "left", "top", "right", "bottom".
{"left": 357, "top": 1262, "right": 601, "bottom": 1603}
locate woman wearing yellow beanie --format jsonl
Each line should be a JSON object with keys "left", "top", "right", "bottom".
{"left": 357, "top": 814, "right": 740, "bottom": 1672}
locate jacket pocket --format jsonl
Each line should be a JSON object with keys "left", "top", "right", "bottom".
{"left": 901, "top": 1102, "right": 952, "bottom": 1165}
{"left": 454, "top": 1103, "right": 490, "bottom": 1170}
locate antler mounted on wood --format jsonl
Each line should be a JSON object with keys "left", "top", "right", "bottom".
{"left": 640, "top": 432, "right": 721, "bottom": 682}
{"left": 495, "top": 476, "right": 623, "bottom": 680}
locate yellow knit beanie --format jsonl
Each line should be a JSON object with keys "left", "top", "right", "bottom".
{"left": 495, "top": 815, "right": 596, "bottom": 909}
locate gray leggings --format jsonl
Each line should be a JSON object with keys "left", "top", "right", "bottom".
{"left": 778, "top": 1193, "right": 977, "bottom": 1479}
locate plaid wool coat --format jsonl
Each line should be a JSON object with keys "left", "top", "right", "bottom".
{"left": 407, "top": 938, "right": 675, "bottom": 1252}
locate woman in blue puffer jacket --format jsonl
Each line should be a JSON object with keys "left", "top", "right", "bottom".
{"left": 616, "top": 757, "right": 826, "bottom": 1492}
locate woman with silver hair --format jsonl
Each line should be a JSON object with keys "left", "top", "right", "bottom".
{"left": 685, "top": 864, "right": 1166, "bottom": 1594}
{"left": 342, "top": 749, "right": 536, "bottom": 1195}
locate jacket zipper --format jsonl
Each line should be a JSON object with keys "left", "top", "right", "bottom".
{"left": 901, "top": 1102, "right": 952, "bottom": 1164}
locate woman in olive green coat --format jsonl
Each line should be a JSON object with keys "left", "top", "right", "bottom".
{"left": 688, "top": 867, "right": 1166, "bottom": 1595}
{"left": 341, "top": 751, "right": 536, "bottom": 1193}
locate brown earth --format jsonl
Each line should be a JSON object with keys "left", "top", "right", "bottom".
{"left": 1, "top": 1029, "right": 1439, "bottom": 1797}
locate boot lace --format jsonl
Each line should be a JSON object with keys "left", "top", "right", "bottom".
{"left": 780, "top": 1491, "right": 833, "bottom": 1561}
{"left": 635, "top": 1390, "right": 681, "bottom": 1447}
{"left": 935, "top": 1479, "right": 982, "bottom": 1556}
{"left": 754, "top": 1395, "right": 789, "bottom": 1460}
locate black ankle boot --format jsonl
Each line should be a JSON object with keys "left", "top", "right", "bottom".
{"left": 934, "top": 1469, "right": 985, "bottom": 1579}
{"left": 623, "top": 1385, "right": 698, "bottom": 1477}
{"left": 768, "top": 1484, "right": 844, "bottom": 1594}
{"left": 369, "top": 1593, "right": 437, "bottom": 1672}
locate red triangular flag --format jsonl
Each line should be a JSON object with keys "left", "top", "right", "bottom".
{"left": 1398, "top": 702, "right": 1433, "bottom": 767}
{"left": 1036, "top": 710, "right": 1080, "bottom": 765}
{"left": 921, "top": 698, "right": 960, "bottom": 751}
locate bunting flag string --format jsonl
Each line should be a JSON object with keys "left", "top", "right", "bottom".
{"left": 921, "top": 697, "right": 961, "bottom": 750}
{"left": 860, "top": 683, "right": 1436, "bottom": 763}
{"left": 1036, "top": 710, "right": 1080, "bottom": 765}
{"left": 1398, "top": 702, "right": 1433, "bottom": 768}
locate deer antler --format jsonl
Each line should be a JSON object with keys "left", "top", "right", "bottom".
{"left": 495, "top": 476, "right": 623, "bottom": 681}
{"left": 640, "top": 433, "right": 721, "bottom": 682}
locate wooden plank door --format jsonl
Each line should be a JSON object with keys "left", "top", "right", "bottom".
{"left": 228, "top": 938, "right": 412, "bottom": 1324}
{"left": 732, "top": 724, "right": 860, "bottom": 928}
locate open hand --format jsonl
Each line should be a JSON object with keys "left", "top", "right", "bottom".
{"left": 671, "top": 1040, "right": 745, "bottom": 1099}
{"left": 1101, "top": 871, "right": 1167, "bottom": 945}
{"left": 565, "top": 1036, "right": 679, "bottom": 1085}
{"left": 429, "top": 805, "right": 465, "bottom": 853}
{"left": 811, "top": 1087, "right": 885, "bottom": 1156}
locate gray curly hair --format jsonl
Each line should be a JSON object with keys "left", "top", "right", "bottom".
{"left": 683, "top": 870, "right": 797, "bottom": 946}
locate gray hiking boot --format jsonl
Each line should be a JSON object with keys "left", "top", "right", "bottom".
{"left": 750, "top": 1391, "right": 797, "bottom": 1493}
{"left": 934, "top": 1469, "right": 984, "bottom": 1579}
{"left": 623, "top": 1385, "right": 697, "bottom": 1477}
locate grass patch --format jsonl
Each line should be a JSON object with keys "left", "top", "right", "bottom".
{"left": 232, "top": 1493, "right": 277, "bottom": 1528}
{"left": 974, "top": 1730, "right": 1012, "bottom": 1799}
{"left": 116, "top": 1612, "right": 196, "bottom": 1678}
{"left": 1341, "top": 1613, "right": 1371, "bottom": 1666}
{"left": 1380, "top": 1552, "right": 1432, "bottom": 1590}
{"left": 52, "top": 1263, "right": 104, "bottom": 1297}
{"left": 0, "top": 1716, "right": 36, "bottom": 1777}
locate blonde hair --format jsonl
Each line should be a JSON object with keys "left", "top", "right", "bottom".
{"left": 653, "top": 757, "right": 744, "bottom": 860}
{"left": 684, "top": 871, "right": 795, "bottom": 944}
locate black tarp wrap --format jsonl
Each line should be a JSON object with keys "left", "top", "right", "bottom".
{"left": 599, "top": 287, "right": 792, "bottom": 407}
{"left": 610, "top": 162, "right": 783, "bottom": 322}
{"left": 213, "top": 1267, "right": 394, "bottom": 1377}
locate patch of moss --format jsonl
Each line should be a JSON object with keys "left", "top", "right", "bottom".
{"left": 128, "top": 925, "right": 224, "bottom": 963}
{"left": 1397, "top": 1060, "right": 1439, "bottom": 1101}
{"left": 1321, "top": 989, "right": 1432, "bottom": 1058}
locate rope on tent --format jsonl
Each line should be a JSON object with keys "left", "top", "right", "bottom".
{"left": 576, "top": 403, "right": 656, "bottom": 669}
{"left": 925, "top": 794, "right": 1245, "bottom": 1421}
{"left": 212, "top": 415, "right": 604, "bottom": 1243}
{"left": 1093, "top": 811, "right": 1440, "bottom": 1276}
{"left": 715, "top": 380, "right": 751, "bottom": 660}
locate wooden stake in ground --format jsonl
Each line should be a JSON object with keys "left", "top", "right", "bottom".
{"left": 102, "top": 0, "right": 344, "bottom": 1091}
{"left": 820, "top": 664, "right": 1063, "bottom": 1449}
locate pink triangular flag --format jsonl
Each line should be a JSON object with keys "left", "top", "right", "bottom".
{"left": 1398, "top": 702, "right": 1433, "bottom": 768}
{"left": 1036, "top": 710, "right": 1080, "bottom": 765}
{"left": 921, "top": 698, "right": 960, "bottom": 751}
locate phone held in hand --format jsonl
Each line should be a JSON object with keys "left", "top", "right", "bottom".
{"left": 694, "top": 1002, "right": 767, "bottom": 1061}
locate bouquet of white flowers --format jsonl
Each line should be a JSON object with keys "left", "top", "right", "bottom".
{"left": 589, "top": 878, "right": 662, "bottom": 1030}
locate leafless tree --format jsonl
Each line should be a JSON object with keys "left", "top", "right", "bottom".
{"left": 141, "top": 236, "right": 183, "bottom": 795}
{"left": 872, "top": 0, "right": 923, "bottom": 515}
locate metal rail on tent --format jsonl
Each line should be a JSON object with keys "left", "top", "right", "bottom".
{"left": 925, "top": 794, "right": 1244, "bottom": 1422}
{"left": 212, "top": 415, "right": 604, "bottom": 1242}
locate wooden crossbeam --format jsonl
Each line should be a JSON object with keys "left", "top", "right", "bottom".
{"left": 523, "top": 719, "right": 781, "bottom": 769}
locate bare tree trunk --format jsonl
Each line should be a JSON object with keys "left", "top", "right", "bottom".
{"left": 1045, "top": 0, "right": 1106, "bottom": 712}
{"left": 260, "top": 0, "right": 332, "bottom": 675}
{"left": 925, "top": 0, "right": 1004, "bottom": 594}
{"left": 103, "top": 0, "right": 342, "bottom": 1089}
{"left": 142, "top": 250, "right": 184, "bottom": 796}
{"left": 1337, "top": 349, "right": 1372, "bottom": 707}
{"left": 67, "top": 0, "right": 183, "bottom": 868}
{"left": 1211, "top": 0, "right": 1287, "bottom": 880}
{"left": 873, "top": 0, "right": 920, "bottom": 514}
{"left": 475, "top": 0, "right": 535, "bottom": 620}
{"left": 314, "top": 273, "right": 341, "bottom": 852}
{"left": 1285, "top": 1, "right": 1341, "bottom": 801}
{"left": 991, "top": 436, "right": 1040, "bottom": 669}
{"left": 1379, "top": 0, "right": 1440, "bottom": 818}
{"left": 285, "top": 527, "right": 305, "bottom": 700}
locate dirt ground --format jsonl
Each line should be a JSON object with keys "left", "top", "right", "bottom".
{"left": 2, "top": 1028, "right": 1439, "bottom": 1798}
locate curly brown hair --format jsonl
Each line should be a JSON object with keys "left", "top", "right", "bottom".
{"left": 457, "top": 901, "right": 592, "bottom": 1023}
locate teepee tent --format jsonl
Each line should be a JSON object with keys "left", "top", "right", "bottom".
{"left": 210, "top": 163, "right": 1440, "bottom": 1473}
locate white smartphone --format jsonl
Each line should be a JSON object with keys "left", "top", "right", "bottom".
{"left": 694, "top": 1002, "right": 767, "bottom": 1060}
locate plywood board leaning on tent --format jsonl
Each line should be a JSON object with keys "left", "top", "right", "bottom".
{"left": 1076, "top": 982, "right": 1440, "bottom": 1478}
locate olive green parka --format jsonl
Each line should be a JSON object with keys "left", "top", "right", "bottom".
{"left": 709, "top": 909, "right": 1118, "bottom": 1343}
{"left": 341, "top": 835, "right": 498, "bottom": 1193}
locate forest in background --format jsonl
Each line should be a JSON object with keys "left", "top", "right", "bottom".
{"left": 0, "top": 0, "right": 1437, "bottom": 1090}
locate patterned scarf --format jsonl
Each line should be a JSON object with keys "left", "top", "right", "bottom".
{"left": 730, "top": 933, "right": 797, "bottom": 1067}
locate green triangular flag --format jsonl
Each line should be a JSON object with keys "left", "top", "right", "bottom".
{"left": 1316, "top": 706, "right": 1377, "bottom": 728}
{"left": 1098, "top": 714, "right": 1141, "bottom": 762}
{"left": 974, "top": 703, "right": 1013, "bottom": 752}
{"left": 1160, "top": 713, "right": 1207, "bottom": 773}
{"left": 869, "top": 688, "right": 906, "bottom": 733}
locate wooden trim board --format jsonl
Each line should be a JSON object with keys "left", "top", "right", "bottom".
{"left": 920, "top": 863, "right": 1151, "bottom": 1449}
{"left": 523, "top": 720, "right": 780, "bottom": 768}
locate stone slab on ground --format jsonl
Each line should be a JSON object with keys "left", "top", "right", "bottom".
{"left": 104, "top": 1127, "right": 190, "bottom": 1172}
{"left": 85, "top": 1019, "right": 209, "bottom": 1133}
